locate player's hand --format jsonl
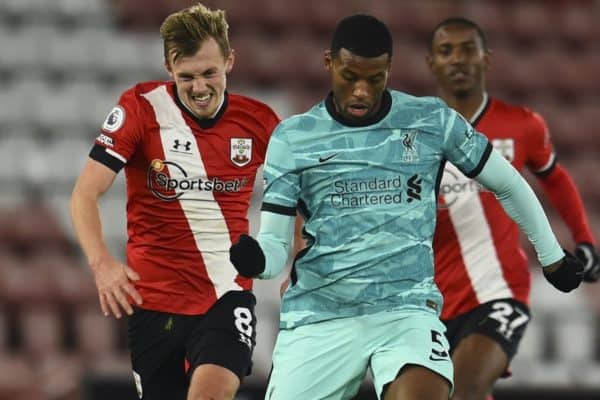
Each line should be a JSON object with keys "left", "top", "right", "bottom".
{"left": 91, "top": 257, "right": 143, "bottom": 318}
{"left": 229, "top": 234, "right": 265, "bottom": 278}
{"left": 542, "top": 250, "right": 584, "bottom": 293}
{"left": 574, "top": 243, "right": 600, "bottom": 282}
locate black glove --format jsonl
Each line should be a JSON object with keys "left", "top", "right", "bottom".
{"left": 574, "top": 243, "right": 600, "bottom": 283}
{"left": 229, "top": 234, "right": 265, "bottom": 278}
{"left": 542, "top": 250, "right": 584, "bottom": 292}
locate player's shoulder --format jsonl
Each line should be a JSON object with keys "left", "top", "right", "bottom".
{"left": 490, "top": 97, "right": 542, "bottom": 120}
{"left": 390, "top": 90, "right": 450, "bottom": 119}
{"left": 489, "top": 97, "right": 545, "bottom": 125}
{"left": 390, "top": 89, "right": 445, "bottom": 108}
{"left": 127, "top": 80, "right": 169, "bottom": 96}
{"left": 275, "top": 101, "right": 327, "bottom": 132}
{"left": 228, "top": 92, "right": 280, "bottom": 120}
{"left": 117, "top": 80, "right": 171, "bottom": 106}
{"left": 387, "top": 90, "right": 456, "bottom": 134}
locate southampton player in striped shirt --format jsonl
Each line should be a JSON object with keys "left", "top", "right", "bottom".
{"left": 230, "top": 14, "right": 583, "bottom": 400}
{"left": 70, "top": 4, "right": 279, "bottom": 400}
{"left": 427, "top": 17, "right": 599, "bottom": 400}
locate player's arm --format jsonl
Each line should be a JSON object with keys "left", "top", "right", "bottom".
{"left": 535, "top": 164, "right": 599, "bottom": 282}
{"left": 70, "top": 159, "right": 142, "bottom": 317}
{"left": 230, "top": 123, "right": 299, "bottom": 280}
{"left": 279, "top": 213, "right": 306, "bottom": 296}
{"left": 230, "top": 210, "right": 295, "bottom": 279}
{"left": 474, "top": 150, "right": 584, "bottom": 292}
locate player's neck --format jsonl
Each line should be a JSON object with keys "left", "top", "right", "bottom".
{"left": 443, "top": 91, "right": 487, "bottom": 122}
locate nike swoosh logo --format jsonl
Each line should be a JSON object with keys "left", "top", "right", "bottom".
{"left": 428, "top": 355, "right": 448, "bottom": 362}
{"left": 318, "top": 153, "right": 338, "bottom": 163}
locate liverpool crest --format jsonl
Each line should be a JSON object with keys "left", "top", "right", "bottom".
{"left": 231, "top": 138, "right": 252, "bottom": 167}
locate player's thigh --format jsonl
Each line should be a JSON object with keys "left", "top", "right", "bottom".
{"left": 384, "top": 364, "right": 450, "bottom": 400}
{"left": 266, "top": 318, "right": 368, "bottom": 400}
{"left": 186, "top": 291, "right": 257, "bottom": 383}
{"left": 461, "top": 299, "right": 530, "bottom": 361}
{"left": 370, "top": 312, "right": 453, "bottom": 400}
{"left": 188, "top": 364, "right": 240, "bottom": 400}
{"left": 451, "top": 299, "right": 530, "bottom": 388}
{"left": 451, "top": 333, "right": 507, "bottom": 397}
{"left": 127, "top": 308, "right": 189, "bottom": 400}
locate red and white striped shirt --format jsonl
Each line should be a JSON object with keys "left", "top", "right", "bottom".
{"left": 434, "top": 96, "right": 555, "bottom": 320}
{"left": 90, "top": 81, "right": 279, "bottom": 315}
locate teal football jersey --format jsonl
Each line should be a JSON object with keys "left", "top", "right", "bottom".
{"left": 262, "top": 90, "right": 492, "bottom": 329}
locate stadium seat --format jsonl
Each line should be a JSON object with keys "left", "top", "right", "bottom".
{"left": 507, "top": 1, "right": 557, "bottom": 46}
{"left": 0, "top": 252, "right": 53, "bottom": 305}
{"left": 73, "top": 306, "right": 121, "bottom": 363}
{"left": 38, "top": 250, "right": 97, "bottom": 306}
{"left": 303, "top": 0, "right": 357, "bottom": 35}
{"left": 7, "top": 201, "right": 72, "bottom": 254}
{"left": 556, "top": 2, "right": 598, "bottom": 47}
{"left": 390, "top": 41, "right": 434, "bottom": 96}
{"left": 53, "top": 0, "right": 111, "bottom": 25}
{"left": 561, "top": 157, "right": 600, "bottom": 208}
{"left": 0, "top": 25, "right": 45, "bottom": 75}
{"left": 19, "top": 305, "right": 64, "bottom": 360}
{"left": 460, "top": 0, "right": 511, "bottom": 41}
{"left": 257, "top": 0, "right": 309, "bottom": 33}
{"left": 0, "top": 353, "right": 43, "bottom": 400}
{"left": 0, "top": 81, "right": 30, "bottom": 127}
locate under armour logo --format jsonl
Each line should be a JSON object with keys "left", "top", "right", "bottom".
{"left": 173, "top": 140, "right": 192, "bottom": 152}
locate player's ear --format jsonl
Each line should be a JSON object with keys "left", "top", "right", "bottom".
{"left": 425, "top": 53, "right": 434, "bottom": 71}
{"left": 482, "top": 48, "right": 492, "bottom": 71}
{"left": 225, "top": 49, "right": 235, "bottom": 74}
{"left": 324, "top": 50, "right": 332, "bottom": 71}
{"left": 164, "top": 58, "right": 174, "bottom": 78}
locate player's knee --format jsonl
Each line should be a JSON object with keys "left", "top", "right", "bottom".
{"left": 451, "top": 380, "right": 490, "bottom": 400}
{"left": 188, "top": 387, "right": 236, "bottom": 400}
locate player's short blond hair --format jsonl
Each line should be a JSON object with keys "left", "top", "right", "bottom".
{"left": 159, "top": 3, "right": 230, "bottom": 63}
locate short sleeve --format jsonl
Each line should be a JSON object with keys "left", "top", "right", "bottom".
{"left": 442, "top": 106, "right": 492, "bottom": 178}
{"left": 524, "top": 111, "right": 555, "bottom": 174}
{"left": 89, "top": 87, "right": 144, "bottom": 172}
{"left": 261, "top": 126, "right": 300, "bottom": 215}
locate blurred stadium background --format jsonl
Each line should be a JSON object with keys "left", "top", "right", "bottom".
{"left": 0, "top": 0, "right": 599, "bottom": 399}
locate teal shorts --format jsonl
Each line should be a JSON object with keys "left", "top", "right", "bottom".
{"left": 265, "top": 310, "right": 453, "bottom": 400}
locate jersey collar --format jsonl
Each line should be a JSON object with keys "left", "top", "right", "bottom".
{"left": 469, "top": 92, "right": 490, "bottom": 127}
{"left": 173, "top": 86, "right": 229, "bottom": 129}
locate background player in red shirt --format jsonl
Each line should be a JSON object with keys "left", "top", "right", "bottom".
{"left": 427, "top": 17, "right": 599, "bottom": 400}
{"left": 69, "top": 3, "right": 279, "bottom": 400}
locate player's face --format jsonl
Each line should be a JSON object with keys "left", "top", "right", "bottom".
{"left": 325, "top": 48, "right": 390, "bottom": 122}
{"left": 166, "top": 37, "right": 233, "bottom": 119}
{"left": 426, "top": 24, "right": 489, "bottom": 98}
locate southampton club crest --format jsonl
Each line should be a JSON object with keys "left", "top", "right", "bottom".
{"left": 230, "top": 138, "right": 252, "bottom": 167}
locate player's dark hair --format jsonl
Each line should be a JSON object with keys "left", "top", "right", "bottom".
{"left": 428, "top": 17, "right": 488, "bottom": 52}
{"left": 331, "top": 14, "right": 393, "bottom": 59}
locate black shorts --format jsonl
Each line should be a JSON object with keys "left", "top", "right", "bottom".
{"left": 127, "top": 290, "right": 257, "bottom": 400}
{"left": 443, "top": 298, "right": 530, "bottom": 361}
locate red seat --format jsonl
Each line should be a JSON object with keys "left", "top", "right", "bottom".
{"left": 460, "top": 0, "right": 511, "bottom": 40}
{"left": 0, "top": 253, "right": 53, "bottom": 305}
{"left": 507, "top": 1, "right": 557, "bottom": 46}
{"left": 74, "top": 306, "right": 120, "bottom": 362}
{"left": 391, "top": 42, "right": 436, "bottom": 96}
{"left": 0, "top": 354, "right": 42, "bottom": 400}
{"left": 556, "top": 2, "right": 598, "bottom": 46}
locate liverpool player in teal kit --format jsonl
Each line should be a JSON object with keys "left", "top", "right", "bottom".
{"left": 230, "top": 15, "right": 583, "bottom": 400}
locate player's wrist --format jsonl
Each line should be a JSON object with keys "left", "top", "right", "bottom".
{"left": 542, "top": 249, "right": 584, "bottom": 292}
{"left": 88, "top": 251, "right": 115, "bottom": 272}
{"left": 230, "top": 234, "right": 265, "bottom": 278}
